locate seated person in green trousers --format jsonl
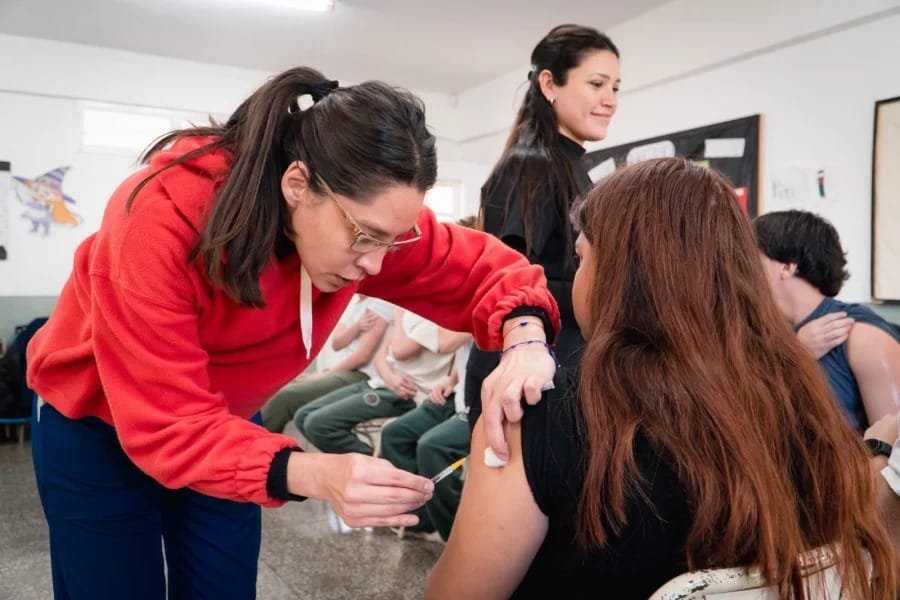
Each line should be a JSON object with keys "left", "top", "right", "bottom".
{"left": 296, "top": 308, "right": 471, "bottom": 455}
{"left": 261, "top": 295, "right": 393, "bottom": 433}
{"left": 380, "top": 341, "right": 473, "bottom": 540}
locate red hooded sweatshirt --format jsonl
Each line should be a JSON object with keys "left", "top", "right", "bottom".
{"left": 27, "top": 137, "right": 559, "bottom": 506}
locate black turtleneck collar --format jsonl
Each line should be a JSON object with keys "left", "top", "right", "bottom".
{"left": 558, "top": 134, "right": 586, "bottom": 160}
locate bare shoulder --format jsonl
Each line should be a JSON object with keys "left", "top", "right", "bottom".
{"left": 847, "top": 322, "right": 900, "bottom": 372}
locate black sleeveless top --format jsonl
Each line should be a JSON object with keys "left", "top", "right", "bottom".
{"left": 512, "top": 379, "right": 691, "bottom": 599}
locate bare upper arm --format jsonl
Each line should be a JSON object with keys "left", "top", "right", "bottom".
{"left": 331, "top": 319, "right": 388, "bottom": 371}
{"left": 389, "top": 335, "right": 424, "bottom": 361}
{"left": 330, "top": 322, "right": 355, "bottom": 352}
{"left": 425, "top": 418, "right": 548, "bottom": 600}
{"left": 847, "top": 322, "right": 900, "bottom": 423}
{"left": 437, "top": 330, "right": 472, "bottom": 355}
{"left": 354, "top": 319, "right": 388, "bottom": 359}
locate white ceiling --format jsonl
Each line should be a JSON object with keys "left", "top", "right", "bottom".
{"left": 0, "top": 0, "right": 668, "bottom": 93}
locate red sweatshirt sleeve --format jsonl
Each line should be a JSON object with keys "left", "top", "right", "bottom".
{"left": 359, "top": 207, "right": 560, "bottom": 350}
{"left": 89, "top": 197, "right": 297, "bottom": 507}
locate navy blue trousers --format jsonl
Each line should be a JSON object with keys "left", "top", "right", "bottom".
{"left": 31, "top": 401, "right": 262, "bottom": 600}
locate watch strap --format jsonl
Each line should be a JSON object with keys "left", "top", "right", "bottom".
{"left": 865, "top": 438, "right": 893, "bottom": 459}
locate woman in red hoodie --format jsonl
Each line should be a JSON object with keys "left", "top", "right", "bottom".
{"left": 27, "top": 67, "right": 559, "bottom": 600}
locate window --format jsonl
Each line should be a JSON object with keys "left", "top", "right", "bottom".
{"left": 81, "top": 103, "right": 177, "bottom": 154}
{"left": 179, "top": 112, "right": 229, "bottom": 130}
{"left": 425, "top": 181, "right": 463, "bottom": 222}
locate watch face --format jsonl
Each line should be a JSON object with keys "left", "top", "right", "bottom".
{"left": 865, "top": 438, "right": 894, "bottom": 459}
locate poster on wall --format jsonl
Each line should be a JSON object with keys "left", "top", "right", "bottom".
{"left": 583, "top": 115, "right": 762, "bottom": 217}
{"left": 0, "top": 161, "right": 9, "bottom": 260}
{"left": 872, "top": 96, "right": 900, "bottom": 302}
{"left": 12, "top": 166, "right": 82, "bottom": 236}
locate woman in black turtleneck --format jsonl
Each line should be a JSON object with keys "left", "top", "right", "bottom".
{"left": 466, "top": 24, "right": 621, "bottom": 429}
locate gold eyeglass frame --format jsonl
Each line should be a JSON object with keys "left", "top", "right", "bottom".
{"left": 316, "top": 175, "right": 422, "bottom": 253}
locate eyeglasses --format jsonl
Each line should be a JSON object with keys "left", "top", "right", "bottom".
{"left": 317, "top": 176, "right": 422, "bottom": 253}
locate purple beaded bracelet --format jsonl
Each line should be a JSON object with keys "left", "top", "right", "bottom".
{"left": 499, "top": 339, "right": 559, "bottom": 366}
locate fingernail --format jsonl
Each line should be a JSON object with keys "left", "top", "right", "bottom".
{"left": 423, "top": 481, "right": 434, "bottom": 493}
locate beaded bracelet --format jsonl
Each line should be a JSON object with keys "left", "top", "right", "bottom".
{"left": 511, "top": 320, "right": 543, "bottom": 330}
{"left": 502, "top": 319, "right": 542, "bottom": 338}
{"left": 499, "top": 339, "right": 559, "bottom": 366}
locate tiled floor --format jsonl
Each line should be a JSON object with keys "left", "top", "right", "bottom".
{"left": 0, "top": 435, "right": 443, "bottom": 600}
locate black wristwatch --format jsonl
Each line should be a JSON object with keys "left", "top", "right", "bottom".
{"left": 865, "top": 438, "right": 893, "bottom": 459}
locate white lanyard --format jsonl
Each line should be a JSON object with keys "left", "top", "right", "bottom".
{"left": 299, "top": 265, "right": 312, "bottom": 360}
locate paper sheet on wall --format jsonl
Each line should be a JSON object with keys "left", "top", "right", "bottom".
{"left": 625, "top": 140, "right": 676, "bottom": 165}
{"left": 769, "top": 167, "right": 814, "bottom": 210}
{"left": 704, "top": 138, "right": 746, "bottom": 158}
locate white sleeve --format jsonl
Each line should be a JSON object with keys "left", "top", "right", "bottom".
{"left": 881, "top": 415, "right": 900, "bottom": 496}
{"left": 364, "top": 298, "right": 395, "bottom": 322}
{"left": 337, "top": 295, "right": 363, "bottom": 327}
{"left": 402, "top": 313, "right": 441, "bottom": 354}
{"left": 881, "top": 457, "right": 900, "bottom": 496}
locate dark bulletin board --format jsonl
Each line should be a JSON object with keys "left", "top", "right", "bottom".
{"left": 583, "top": 115, "right": 762, "bottom": 217}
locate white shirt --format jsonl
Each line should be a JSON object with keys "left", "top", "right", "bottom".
{"left": 316, "top": 296, "right": 392, "bottom": 378}
{"left": 368, "top": 312, "right": 456, "bottom": 405}
{"left": 880, "top": 413, "right": 900, "bottom": 496}
{"left": 452, "top": 342, "right": 472, "bottom": 414}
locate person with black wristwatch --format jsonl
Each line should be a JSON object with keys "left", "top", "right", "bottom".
{"left": 864, "top": 412, "right": 900, "bottom": 549}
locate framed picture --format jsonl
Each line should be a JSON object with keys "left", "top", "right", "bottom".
{"left": 0, "top": 161, "right": 8, "bottom": 261}
{"left": 872, "top": 96, "right": 900, "bottom": 302}
{"left": 584, "top": 115, "right": 762, "bottom": 216}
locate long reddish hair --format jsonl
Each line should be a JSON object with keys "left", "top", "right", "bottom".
{"left": 572, "top": 158, "right": 896, "bottom": 597}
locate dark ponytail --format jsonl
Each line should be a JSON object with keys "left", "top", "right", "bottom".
{"left": 483, "top": 24, "right": 618, "bottom": 259}
{"left": 128, "top": 67, "right": 436, "bottom": 307}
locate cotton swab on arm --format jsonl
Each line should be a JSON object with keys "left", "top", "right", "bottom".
{"left": 482, "top": 380, "right": 554, "bottom": 468}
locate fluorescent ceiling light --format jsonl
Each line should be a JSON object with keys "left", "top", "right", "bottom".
{"left": 248, "top": 0, "right": 334, "bottom": 10}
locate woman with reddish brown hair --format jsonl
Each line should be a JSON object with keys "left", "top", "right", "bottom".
{"left": 427, "top": 158, "right": 897, "bottom": 599}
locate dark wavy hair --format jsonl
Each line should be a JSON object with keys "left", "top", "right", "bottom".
{"left": 571, "top": 158, "right": 896, "bottom": 598}
{"left": 482, "top": 24, "right": 618, "bottom": 259}
{"left": 752, "top": 210, "right": 850, "bottom": 297}
{"left": 128, "top": 66, "right": 437, "bottom": 307}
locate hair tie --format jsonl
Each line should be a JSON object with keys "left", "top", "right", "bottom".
{"left": 294, "top": 94, "right": 314, "bottom": 112}
{"left": 311, "top": 79, "right": 339, "bottom": 102}
{"left": 289, "top": 79, "right": 340, "bottom": 114}
{"left": 527, "top": 66, "right": 537, "bottom": 81}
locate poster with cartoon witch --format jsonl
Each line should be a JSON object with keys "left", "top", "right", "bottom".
{"left": 13, "top": 167, "right": 81, "bottom": 236}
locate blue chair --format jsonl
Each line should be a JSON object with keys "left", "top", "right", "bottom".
{"left": 0, "top": 391, "right": 35, "bottom": 444}
{"left": 0, "top": 317, "right": 48, "bottom": 443}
